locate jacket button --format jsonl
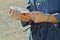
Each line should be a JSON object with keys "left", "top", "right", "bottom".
{"left": 37, "top": 3, "right": 40, "bottom": 6}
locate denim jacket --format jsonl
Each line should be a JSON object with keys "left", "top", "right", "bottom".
{"left": 21, "top": 0, "right": 60, "bottom": 27}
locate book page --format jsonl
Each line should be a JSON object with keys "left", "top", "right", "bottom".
{"left": 10, "top": 6, "right": 29, "bottom": 13}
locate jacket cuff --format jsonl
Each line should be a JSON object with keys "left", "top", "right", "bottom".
{"left": 54, "top": 13, "right": 60, "bottom": 22}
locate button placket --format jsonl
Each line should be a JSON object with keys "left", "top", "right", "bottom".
{"left": 36, "top": 1, "right": 41, "bottom": 8}
{"left": 36, "top": 0, "right": 46, "bottom": 11}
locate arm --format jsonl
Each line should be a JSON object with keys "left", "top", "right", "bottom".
{"left": 47, "top": 14, "right": 59, "bottom": 23}
{"left": 39, "top": 12, "right": 60, "bottom": 23}
{"left": 27, "top": 11, "right": 59, "bottom": 23}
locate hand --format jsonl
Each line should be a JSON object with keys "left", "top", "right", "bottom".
{"left": 27, "top": 11, "right": 48, "bottom": 23}
{"left": 9, "top": 9, "right": 30, "bottom": 22}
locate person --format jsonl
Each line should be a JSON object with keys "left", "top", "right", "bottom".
{"left": 9, "top": 0, "right": 60, "bottom": 40}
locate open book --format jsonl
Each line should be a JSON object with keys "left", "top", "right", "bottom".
{"left": 10, "top": 6, "right": 29, "bottom": 13}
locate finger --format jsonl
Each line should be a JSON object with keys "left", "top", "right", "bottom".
{"left": 10, "top": 10, "right": 14, "bottom": 17}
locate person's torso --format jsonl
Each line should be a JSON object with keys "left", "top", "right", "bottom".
{"left": 28, "top": 0, "right": 60, "bottom": 26}
{"left": 30, "top": 0, "right": 60, "bottom": 14}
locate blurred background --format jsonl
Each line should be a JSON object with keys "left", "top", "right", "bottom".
{"left": 0, "top": 0, "right": 28, "bottom": 40}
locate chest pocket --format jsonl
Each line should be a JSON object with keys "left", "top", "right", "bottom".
{"left": 48, "top": 0, "right": 60, "bottom": 14}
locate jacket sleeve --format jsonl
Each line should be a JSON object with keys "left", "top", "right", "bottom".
{"left": 54, "top": 12, "right": 60, "bottom": 27}
{"left": 54, "top": 12, "right": 60, "bottom": 22}
{"left": 25, "top": 0, "right": 33, "bottom": 11}
{"left": 21, "top": 0, "right": 33, "bottom": 27}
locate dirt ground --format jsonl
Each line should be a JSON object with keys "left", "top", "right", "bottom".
{"left": 0, "top": 0, "right": 28, "bottom": 40}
